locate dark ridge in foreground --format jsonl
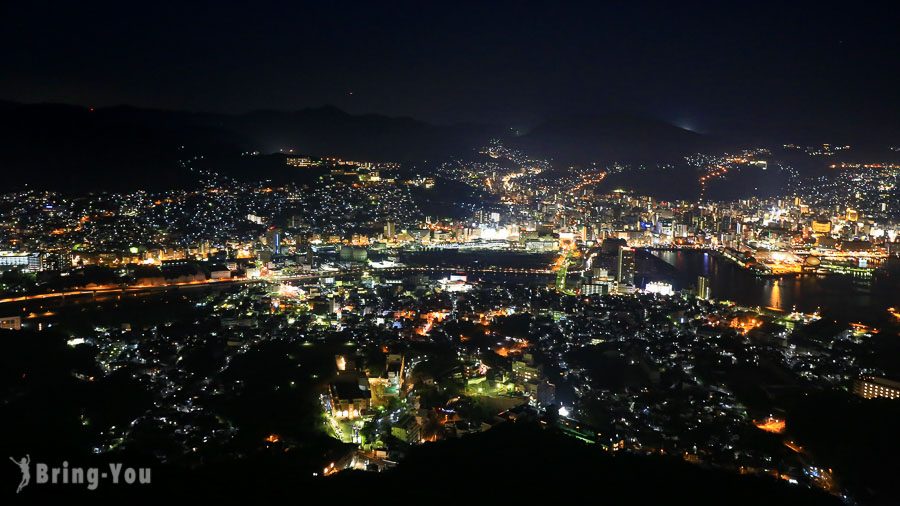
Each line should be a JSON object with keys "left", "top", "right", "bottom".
{"left": 322, "top": 423, "right": 840, "bottom": 504}
{"left": 19, "top": 423, "right": 840, "bottom": 504}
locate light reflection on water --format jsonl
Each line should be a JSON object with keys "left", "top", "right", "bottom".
{"left": 651, "top": 249, "right": 897, "bottom": 325}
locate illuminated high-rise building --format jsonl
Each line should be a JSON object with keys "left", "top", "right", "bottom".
{"left": 697, "top": 275, "right": 710, "bottom": 300}
{"left": 263, "top": 227, "right": 282, "bottom": 255}
{"left": 616, "top": 247, "right": 635, "bottom": 285}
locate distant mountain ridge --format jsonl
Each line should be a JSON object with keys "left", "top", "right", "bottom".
{"left": 513, "top": 111, "right": 720, "bottom": 164}
{"left": 1, "top": 101, "right": 731, "bottom": 191}
{"left": 0, "top": 101, "right": 503, "bottom": 191}
{"left": 225, "top": 105, "right": 501, "bottom": 160}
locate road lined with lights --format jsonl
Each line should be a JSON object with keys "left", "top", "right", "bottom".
{"left": 0, "top": 264, "right": 564, "bottom": 306}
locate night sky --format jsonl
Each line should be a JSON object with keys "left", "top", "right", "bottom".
{"left": 3, "top": 1, "right": 898, "bottom": 134}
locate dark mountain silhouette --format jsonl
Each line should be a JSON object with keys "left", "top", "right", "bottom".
{"left": 225, "top": 105, "right": 501, "bottom": 161}
{"left": 0, "top": 103, "right": 241, "bottom": 191}
{"left": 0, "top": 102, "right": 502, "bottom": 192}
{"left": 720, "top": 109, "right": 900, "bottom": 153}
{"left": 512, "top": 112, "right": 723, "bottom": 164}
{"left": 0, "top": 102, "right": 781, "bottom": 193}
{"left": 2, "top": 100, "right": 896, "bottom": 193}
